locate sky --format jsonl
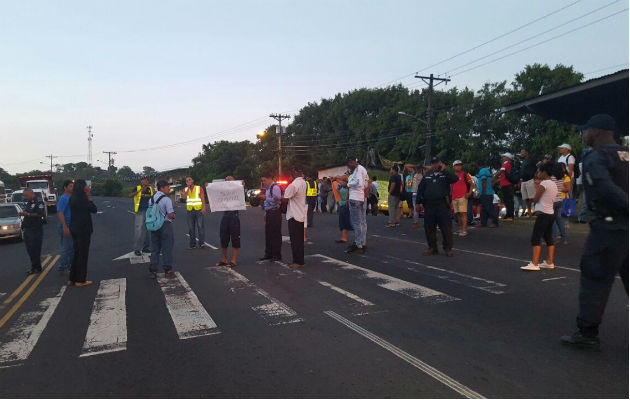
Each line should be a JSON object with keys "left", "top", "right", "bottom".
{"left": 1, "top": 0, "right": 628, "bottom": 174}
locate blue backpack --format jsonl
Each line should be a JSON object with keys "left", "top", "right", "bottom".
{"left": 145, "top": 194, "right": 167, "bottom": 231}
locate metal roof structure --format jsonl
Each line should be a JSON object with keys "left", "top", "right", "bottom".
{"left": 501, "top": 69, "right": 628, "bottom": 136}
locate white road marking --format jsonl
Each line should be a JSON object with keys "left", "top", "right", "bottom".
{"left": 325, "top": 311, "right": 485, "bottom": 399}
{"left": 311, "top": 254, "right": 458, "bottom": 304}
{"left": 158, "top": 272, "right": 220, "bottom": 339}
{"left": 80, "top": 278, "right": 127, "bottom": 357}
{"left": 184, "top": 234, "right": 219, "bottom": 249}
{"left": 542, "top": 276, "right": 566, "bottom": 282}
{"left": 213, "top": 268, "right": 303, "bottom": 325}
{"left": 273, "top": 260, "right": 304, "bottom": 275}
{"left": 317, "top": 281, "right": 374, "bottom": 306}
{"left": 370, "top": 234, "right": 579, "bottom": 272}
{"left": 0, "top": 286, "right": 66, "bottom": 366}
{"left": 385, "top": 255, "right": 507, "bottom": 294}
{"left": 113, "top": 251, "right": 151, "bottom": 264}
{"left": 96, "top": 211, "right": 104, "bottom": 214}
{"left": 126, "top": 210, "right": 134, "bottom": 215}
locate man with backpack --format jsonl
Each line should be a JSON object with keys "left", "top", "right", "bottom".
{"left": 451, "top": 160, "right": 473, "bottom": 236}
{"left": 147, "top": 180, "right": 176, "bottom": 279}
{"left": 498, "top": 152, "right": 515, "bottom": 221}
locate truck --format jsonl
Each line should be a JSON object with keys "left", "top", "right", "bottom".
{"left": 18, "top": 174, "right": 57, "bottom": 211}
{"left": 0, "top": 180, "right": 5, "bottom": 203}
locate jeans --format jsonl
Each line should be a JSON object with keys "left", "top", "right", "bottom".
{"left": 328, "top": 193, "right": 336, "bottom": 213}
{"left": 133, "top": 211, "right": 151, "bottom": 252}
{"left": 187, "top": 209, "right": 205, "bottom": 247}
{"left": 349, "top": 200, "right": 367, "bottom": 248}
{"left": 467, "top": 198, "right": 474, "bottom": 224}
{"left": 578, "top": 190, "right": 588, "bottom": 222}
{"left": 514, "top": 195, "right": 526, "bottom": 217}
{"left": 306, "top": 197, "right": 317, "bottom": 227}
{"left": 388, "top": 195, "right": 400, "bottom": 224}
{"left": 480, "top": 194, "right": 498, "bottom": 226}
{"left": 552, "top": 201, "right": 567, "bottom": 242}
{"left": 58, "top": 227, "right": 74, "bottom": 271}
{"left": 150, "top": 222, "right": 174, "bottom": 272}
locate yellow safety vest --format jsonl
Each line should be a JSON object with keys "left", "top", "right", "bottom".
{"left": 306, "top": 180, "right": 318, "bottom": 197}
{"left": 186, "top": 185, "right": 203, "bottom": 211}
{"left": 134, "top": 185, "right": 154, "bottom": 213}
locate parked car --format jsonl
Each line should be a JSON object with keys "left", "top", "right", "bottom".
{"left": 10, "top": 189, "right": 48, "bottom": 224}
{"left": 0, "top": 203, "right": 24, "bottom": 241}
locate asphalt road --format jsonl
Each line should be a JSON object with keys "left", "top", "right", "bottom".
{"left": 0, "top": 196, "right": 627, "bottom": 398}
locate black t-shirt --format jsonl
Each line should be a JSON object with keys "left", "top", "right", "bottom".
{"left": 389, "top": 175, "right": 402, "bottom": 197}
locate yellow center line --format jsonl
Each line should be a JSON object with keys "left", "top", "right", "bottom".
{"left": 2, "top": 255, "right": 52, "bottom": 305}
{"left": 0, "top": 254, "right": 60, "bottom": 330}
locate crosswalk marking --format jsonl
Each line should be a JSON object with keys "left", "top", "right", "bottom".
{"left": 317, "top": 281, "right": 374, "bottom": 306}
{"left": 325, "top": 311, "right": 485, "bottom": 399}
{"left": 80, "top": 279, "right": 127, "bottom": 357}
{"left": 384, "top": 255, "right": 507, "bottom": 295}
{"left": 158, "top": 272, "right": 220, "bottom": 339}
{"left": 213, "top": 267, "right": 303, "bottom": 326}
{"left": 0, "top": 286, "right": 66, "bottom": 366}
{"left": 310, "top": 254, "right": 459, "bottom": 304}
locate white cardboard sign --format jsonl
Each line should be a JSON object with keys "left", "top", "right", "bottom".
{"left": 206, "top": 181, "right": 246, "bottom": 212}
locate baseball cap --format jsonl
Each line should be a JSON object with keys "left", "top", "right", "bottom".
{"left": 452, "top": 160, "right": 463, "bottom": 166}
{"left": 579, "top": 114, "right": 616, "bottom": 131}
{"left": 430, "top": 156, "right": 441, "bottom": 164}
{"left": 557, "top": 143, "right": 572, "bottom": 151}
{"left": 500, "top": 152, "right": 514, "bottom": 160}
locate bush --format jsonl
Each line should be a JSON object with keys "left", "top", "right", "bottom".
{"left": 101, "top": 179, "right": 123, "bottom": 197}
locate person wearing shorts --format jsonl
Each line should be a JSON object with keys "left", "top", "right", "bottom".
{"left": 451, "top": 160, "right": 472, "bottom": 236}
{"left": 216, "top": 176, "right": 242, "bottom": 267}
{"left": 521, "top": 163, "right": 558, "bottom": 271}
{"left": 519, "top": 149, "right": 539, "bottom": 215}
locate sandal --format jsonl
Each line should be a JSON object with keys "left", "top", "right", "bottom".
{"left": 164, "top": 270, "right": 175, "bottom": 278}
{"left": 75, "top": 281, "right": 93, "bottom": 287}
{"left": 215, "top": 261, "right": 229, "bottom": 266}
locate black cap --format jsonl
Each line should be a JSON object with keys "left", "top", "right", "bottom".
{"left": 579, "top": 114, "right": 616, "bottom": 131}
{"left": 430, "top": 156, "right": 441, "bottom": 164}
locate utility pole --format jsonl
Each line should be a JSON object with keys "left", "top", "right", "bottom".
{"left": 103, "top": 151, "right": 117, "bottom": 175}
{"left": 269, "top": 113, "right": 291, "bottom": 179}
{"left": 44, "top": 154, "right": 58, "bottom": 173}
{"left": 414, "top": 74, "right": 450, "bottom": 165}
{"left": 87, "top": 125, "right": 94, "bottom": 166}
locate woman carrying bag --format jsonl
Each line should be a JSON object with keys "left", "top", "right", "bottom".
{"left": 68, "top": 179, "right": 97, "bottom": 287}
{"left": 553, "top": 163, "right": 572, "bottom": 245}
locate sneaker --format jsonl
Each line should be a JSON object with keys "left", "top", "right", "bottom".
{"left": 520, "top": 263, "right": 540, "bottom": 271}
{"left": 346, "top": 244, "right": 359, "bottom": 254}
{"left": 458, "top": 231, "right": 468, "bottom": 237}
{"left": 385, "top": 224, "right": 396, "bottom": 228}
{"left": 561, "top": 331, "right": 600, "bottom": 351}
{"left": 200, "top": 243, "right": 211, "bottom": 249}
{"left": 142, "top": 249, "right": 152, "bottom": 254}
{"left": 259, "top": 256, "right": 273, "bottom": 261}
{"left": 540, "top": 260, "right": 555, "bottom": 269}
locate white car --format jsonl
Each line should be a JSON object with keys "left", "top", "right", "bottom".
{"left": 0, "top": 203, "right": 24, "bottom": 241}
{"left": 10, "top": 189, "right": 48, "bottom": 224}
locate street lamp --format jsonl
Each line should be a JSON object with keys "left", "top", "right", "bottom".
{"left": 397, "top": 111, "right": 427, "bottom": 125}
{"left": 256, "top": 130, "right": 266, "bottom": 139}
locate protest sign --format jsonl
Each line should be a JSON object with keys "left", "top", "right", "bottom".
{"left": 206, "top": 180, "right": 246, "bottom": 212}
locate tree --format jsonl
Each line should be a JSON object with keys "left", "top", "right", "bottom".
{"left": 117, "top": 166, "right": 137, "bottom": 181}
{"left": 101, "top": 179, "right": 123, "bottom": 197}
{"left": 142, "top": 166, "right": 157, "bottom": 177}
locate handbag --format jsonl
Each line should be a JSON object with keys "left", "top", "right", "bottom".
{"left": 561, "top": 198, "right": 578, "bottom": 217}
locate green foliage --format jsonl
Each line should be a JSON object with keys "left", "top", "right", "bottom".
{"left": 100, "top": 179, "right": 123, "bottom": 197}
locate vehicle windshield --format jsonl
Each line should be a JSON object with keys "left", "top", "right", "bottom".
{"left": 11, "top": 193, "right": 24, "bottom": 202}
{"left": 27, "top": 182, "right": 49, "bottom": 190}
{"left": 0, "top": 206, "right": 18, "bottom": 218}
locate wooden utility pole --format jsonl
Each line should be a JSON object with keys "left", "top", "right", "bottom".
{"left": 414, "top": 74, "right": 450, "bottom": 165}
{"left": 103, "top": 151, "right": 118, "bottom": 175}
{"left": 269, "top": 114, "right": 291, "bottom": 179}
{"left": 44, "top": 154, "right": 58, "bottom": 173}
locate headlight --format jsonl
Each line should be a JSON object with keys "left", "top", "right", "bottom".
{"left": 1, "top": 226, "right": 6, "bottom": 230}
{"left": 253, "top": 189, "right": 261, "bottom": 195}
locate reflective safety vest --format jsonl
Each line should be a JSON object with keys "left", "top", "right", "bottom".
{"left": 306, "top": 180, "right": 318, "bottom": 197}
{"left": 134, "top": 185, "right": 154, "bottom": 213}
{"left": 186, "top": 185, "right": 203, "bottom": 211}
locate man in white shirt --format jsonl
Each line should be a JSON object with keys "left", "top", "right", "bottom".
{"left": 557, "top": 143, "right": 576, "bottom": 177}
{"left": 284, "top": 167, "right": 307, "bottom": 268}
{"left": 346, "top": 158, "right": 368, "bottom": 253}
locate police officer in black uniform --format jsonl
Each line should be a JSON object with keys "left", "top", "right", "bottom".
{"left": 561, "top": 114, "right": 628, "bottom": 351}
{"left": 416, "top": 157, "right": 458, "bottom": 257}
{"left": 19, "top": 188, "right": 46, "bottom": 275}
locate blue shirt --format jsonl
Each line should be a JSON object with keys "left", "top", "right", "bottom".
{"left": 263, "top": 183, "right": 282, "bottom": 211}
{"left": 477, "top": 168, "right": 494, "bottom": 195}
{"left": 152, "top": 192, "right": 175, "bottom": 222}
{"left": 57, "top": 193, "right": 71, "bottom": 228}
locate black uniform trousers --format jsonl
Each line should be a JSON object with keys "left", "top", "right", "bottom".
{"left": 501, "top": 185, "right": 514, "bottom": 219}
{"left": 423, "top": 201, "right": 453, "bottom": 252}
{"left": 287, "top": 217, "right": 305, "bottom": 265}
{"left": 24, "top": 228, "right": 43, "bottom": 270}
{"left": 577, "top": 221, "right": 629, "bottom": 337}
{"left": 70, "top": 233, "right": 91, "bottom": 283}
{"left": 264, "top": 209, "right": 282, "bottom": 259}
{"left": 306, "top": 197, "right": 317, "bottom": 227}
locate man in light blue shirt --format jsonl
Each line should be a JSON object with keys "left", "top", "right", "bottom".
{"left": 149, "top": 180, "right": 176, "bottom": 278}
{"left": 477, "top": 165, "right": 498, "bottom": 227}
{"left": 56, "top": 180, "right": 74, "bottom": 273}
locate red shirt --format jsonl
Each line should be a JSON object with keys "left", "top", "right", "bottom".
{"left": 499, "top": 161, "right": 512, "bottom": 187}
{"left": 451, "top": 171, "right": 469, "bottom": 200}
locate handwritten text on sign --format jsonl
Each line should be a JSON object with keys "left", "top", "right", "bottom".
{"left": 206, "top": 181, "right": 246, "bottom": 212}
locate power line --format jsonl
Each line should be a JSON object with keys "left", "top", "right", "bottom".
{"left": 443, "top": 0, "right": 622, "bottom": 76}
{"left": 374, "top": 0, "right": 582, "bottom": 88}
{"left": 584, "top": 62, "right": 629, "bottom": 76}
{"left": 451, "top": 7, "right": 629, "bottom": 78}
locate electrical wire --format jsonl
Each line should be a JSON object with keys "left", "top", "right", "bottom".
{"left": 583, "top": 63, "right": 629, "bottom": 76}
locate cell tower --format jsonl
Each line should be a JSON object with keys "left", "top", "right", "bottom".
{"left": 87, "top": 125, "right": 94, "bottom": 165}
